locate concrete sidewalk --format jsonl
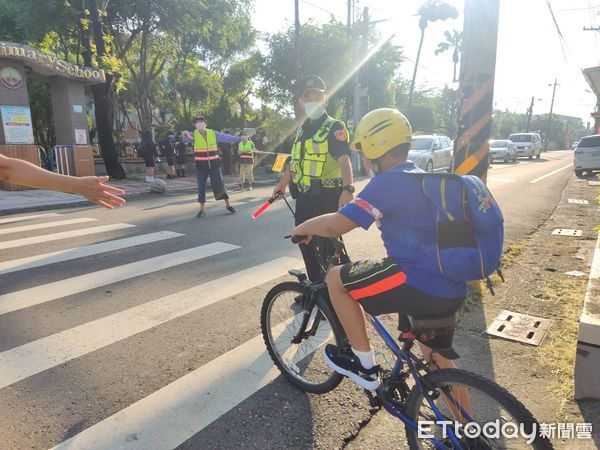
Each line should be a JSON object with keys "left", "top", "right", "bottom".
{"left": 0, "top": 172, "right": 278, "bottom": 215}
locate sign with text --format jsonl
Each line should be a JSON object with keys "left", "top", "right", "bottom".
{"left": 1, "top": 105, "right": 34, "bottom": 144}
{"left": 272, "top": 153, "right": 288, "bottom": 172}
{"left": 74, "top": 128, "right": 88, "bottom": 145}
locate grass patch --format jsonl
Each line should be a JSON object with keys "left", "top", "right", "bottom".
{"left": 537, "top": 276, "right": 588, "bottom": 410}
{"left": 502, "top": 241, "right": 529, "bottom": 268}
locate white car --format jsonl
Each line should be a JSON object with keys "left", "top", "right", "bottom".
{"left": 489, "top": 139, "right": 517, "bottom": 163}
{"left": 509, "top": 133, "right": 542, "bottom": 159}
{"left": 574, "top": 135, "right": 600, "bottom": 178}
{"left": 409, "top": 135, "right": 454, "bottom": 172}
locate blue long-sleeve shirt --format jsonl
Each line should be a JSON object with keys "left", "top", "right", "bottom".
{"left": 184, "top": 130, "right": 243, "bottom": 145}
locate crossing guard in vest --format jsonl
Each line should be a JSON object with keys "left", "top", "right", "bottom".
{"left": 192, "top": 116, "right": 243, "bottom": 217}
{"left": 238, "top": 130, "right": 255, "bottom": 191}
{"left": 272, "top": 75, "right": 355, "bottom": 282}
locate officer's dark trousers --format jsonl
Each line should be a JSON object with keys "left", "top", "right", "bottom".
{"left": 195, "top": 160, "right": 229, "bottom": 203}
{"left": 294, "top": 188, "right": 341, "bottom": 282}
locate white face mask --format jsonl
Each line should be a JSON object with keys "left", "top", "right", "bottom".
{"left": 195, "top": 122, "right": 206, "bottom": 131}
{"left": 303, "top": 101, "right": 325, "bottom": 120}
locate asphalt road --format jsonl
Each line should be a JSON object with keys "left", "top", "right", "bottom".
{"left": 0, "top": 150, "right": 575, "bottom": 449}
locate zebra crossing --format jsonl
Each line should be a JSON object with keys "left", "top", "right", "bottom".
{"left": 0, "top": 211, "right": 304, "bottom": 449}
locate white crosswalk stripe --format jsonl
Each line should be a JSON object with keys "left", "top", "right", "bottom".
{"left": 0, "top": 217, "right": 96, "bottom": 235}
{"left": 0, "top": 231, "right": 184, "bottom": 275}
{"left": 0, "top": 242, "right": 240, "bottom": 315}
{"left": 0, "top": 214, "right": 308, "bottom": 449}
{"left": 0, "top": 257, "right": 299, "bottom": 389}
{"left": 0, "top": 223, "right": 136, "bottom": 250}
{"left": 0, "top": 212, "right": 61, "bottom": 225}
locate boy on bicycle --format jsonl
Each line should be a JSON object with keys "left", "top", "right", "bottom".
{"left": 291, "top": 108, "right": 467, "bottom": 390}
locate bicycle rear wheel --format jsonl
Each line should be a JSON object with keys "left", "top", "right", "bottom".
{"left": 404, "top": 369, "right": 553, "bottom": 450}
{"left": 261, "top": 281, "right": 344, "bottom": 394}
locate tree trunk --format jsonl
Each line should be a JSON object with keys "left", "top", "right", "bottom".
{"left": 239, "top": 97, "right": 247, "bottom": 129}
{"left": 85, "top": 0, "right": 126, "bottom": 179}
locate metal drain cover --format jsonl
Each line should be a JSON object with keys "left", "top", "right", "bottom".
{"left": 552, "top": 228, "right": 582, "bottom": 236}
{"left": 568, "top": 199, "right": 589, "bottom": 205}
{"left": 486, "top": 310, "right": 551, "bottom": 346}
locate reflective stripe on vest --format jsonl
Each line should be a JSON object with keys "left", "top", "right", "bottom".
{"left": 194, "top": 129, "right": 219, "bottom": 161}
{"left": 239, "top": 141, "right": 254, "bottom": 159}
{"left": 290, "top": 116, "right": 347, "bottom": 191}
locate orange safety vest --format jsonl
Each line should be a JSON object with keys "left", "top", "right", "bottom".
{"left": 194, "top": 129, "right": 219, "bottom": 162}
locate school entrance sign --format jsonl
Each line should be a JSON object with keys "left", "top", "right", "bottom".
{"left": 0, "top": 41, "right": 104, "bottom": 189}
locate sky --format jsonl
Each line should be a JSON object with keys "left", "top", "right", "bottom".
{"left": 252, "top": 0, "right": 600, "bottom": 124}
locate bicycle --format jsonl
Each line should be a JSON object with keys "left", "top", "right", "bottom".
{"left": 260, "top": 230, "right": 553, "bottom": 449}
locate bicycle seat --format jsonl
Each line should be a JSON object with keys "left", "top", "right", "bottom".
{"left": 407, "top": 312, "right": 457, "bottom": 332}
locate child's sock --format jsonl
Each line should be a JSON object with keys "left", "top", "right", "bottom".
{"left": 351, "top": 347, "right": 376, "bottom": 370}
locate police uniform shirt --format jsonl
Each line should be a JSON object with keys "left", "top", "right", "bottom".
{"left": 298, "top": 113, "right": 351, "bottom": 160}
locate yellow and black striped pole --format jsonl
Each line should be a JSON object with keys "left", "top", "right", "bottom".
{"left": 451, "top": 0, "right": 500, "bottom": 182}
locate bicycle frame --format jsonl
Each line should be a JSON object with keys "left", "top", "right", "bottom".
{"left": 367, "top": 314, "right": 470, "bottom": 450}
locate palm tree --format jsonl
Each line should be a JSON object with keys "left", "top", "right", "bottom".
{"left": 435, "top": 30, "right": 462, "bottom": 83}
{"left": 408, "top": 1, "right": 458, "bottom": 114}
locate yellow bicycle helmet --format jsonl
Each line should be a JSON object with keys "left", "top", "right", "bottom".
{"left": 351, "top": 108, "right": 412, "bottom": 160}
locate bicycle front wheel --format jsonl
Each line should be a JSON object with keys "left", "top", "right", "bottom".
{"left": 261, "top": 281, "right": 344, "bottom": 394}
{"left": 404, "top": 369, "right": 553, "bottom": 450}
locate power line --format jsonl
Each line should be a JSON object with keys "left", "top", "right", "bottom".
{"left": 545, "top": 0, "right": 569, "bottom": 61}
{"left": 299, "top": 0, "right": 345, "bottom": 21}
{"left": 558, "top": 4, "right": 600, "bottom": 11}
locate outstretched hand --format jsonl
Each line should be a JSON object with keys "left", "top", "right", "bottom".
{"left": 76, "top": 176, "right": 126, "bottom": 209}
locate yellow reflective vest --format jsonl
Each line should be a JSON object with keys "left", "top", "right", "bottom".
{"left": 193, "top": 129, "right": 219, "bottom": 162}
{"left": 290, "top": 115, "right": 348, "bottom": 192}
{"left": 238, "top": 140, "right": 254, "bottom": 163}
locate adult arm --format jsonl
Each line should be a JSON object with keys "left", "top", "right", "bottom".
{"left": 0, "top": 154, "right": 125, "bottom": 209}
{"left": 215, "top": 131, "right": 243, "bottom": 144}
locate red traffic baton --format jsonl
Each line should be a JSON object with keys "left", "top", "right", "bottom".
{"left": 252, "top": 195, "right": 278, "bottom": 219}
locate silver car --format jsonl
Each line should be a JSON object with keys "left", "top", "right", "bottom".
{"left": 489, "top": 139, "right": 517, "bottom": 163}
{"left": 409, "top": 135, "right": 454, "bottom": 172}
{"left": 508, "top": 132, "right": 542, "bottom": 159}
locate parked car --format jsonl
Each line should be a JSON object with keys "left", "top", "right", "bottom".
{"left": 409, "top": 135, "right": 453, "bottom": 172}
{"left": 574, "top": 134, "right": 600, "bottom": 178}
{"left": 489, "top": 139, "right": 517, "bottom": 163}
{"left": 508, "top": 132, "right": 542, "bottom": 159}
{"left": 571, "top": 140, "right": 580, "bottom": 150}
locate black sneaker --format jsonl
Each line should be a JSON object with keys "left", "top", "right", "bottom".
{"left": 323, "top": 344, "right": 380, "bottom": 390}
{"left": 196, "top": 210, "right": 205, "bottom": 218}
{"left": 227, "top": 206, "right": 236, "bottom": 214}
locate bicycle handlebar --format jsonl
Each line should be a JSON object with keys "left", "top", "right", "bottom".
{"left": 290, "top": 235, "right": 306, "bottom": 244}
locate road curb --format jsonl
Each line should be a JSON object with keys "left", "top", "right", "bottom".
{"left": 574, "top": 231, "right": 600, "bottom": 400}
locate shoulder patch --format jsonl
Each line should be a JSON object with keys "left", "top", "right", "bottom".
{"left": 334, "top": 128, "right": 347, "bottom": 142}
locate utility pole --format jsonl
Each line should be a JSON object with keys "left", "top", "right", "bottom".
{"left": 451, "top": 0, "right": 500, "bottom": 182}
{"left": 526, "top": 96, "right": 534, "bottom": 132}
{"left": 294, "top": 0, "right": 301, "bottom": 117}
{"left": 544, "top": 78, "right": 558, "bottom": 151}
{"left": 352, "top": 7, "right": 369, "bottom": 129}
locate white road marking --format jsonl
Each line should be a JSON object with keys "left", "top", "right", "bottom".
{"left": 0, "top": 217, "right": 96, "bottom": 235}
{"left": 488, "top": 177, "right": 516, "bottom": 183}
{"left": 0, "top": 257, "right": 300, "bottom": 390}
{"left": 50, "top": 296, "right": 324, "bottom": 450}
{"left": 489, "top": 161, "right": 531, "bottom": 170}
{"left": 0, "top": 242, "right": 239, "bottom": 316}
{"left": 0, "top": 223, "right": 136, "bottom": 250}
{"left": 0, "top": 231, "right": 184, "bottom": 275}
{"left": 530, "top": 164, "right": 573, "bottom": 184}
{"left": 0, "top": 213, "right": 61, "bottom": 225}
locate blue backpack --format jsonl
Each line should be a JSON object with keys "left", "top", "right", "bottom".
{"left": 406, "top": 173, "right": 504, "bottom": 288}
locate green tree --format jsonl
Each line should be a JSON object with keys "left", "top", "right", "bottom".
{"left": 223, "top": 53, "right": 261, "bottom": 129}
{"left": 435, "top": 30, "right": 462, "bottom": 82}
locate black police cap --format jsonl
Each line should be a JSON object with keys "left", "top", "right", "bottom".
{"left": 298, "top": 75, "right": 326, "bottom": 97}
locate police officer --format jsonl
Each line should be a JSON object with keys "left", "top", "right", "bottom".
{"left": 273, "top": 75, "right": 354, "bottom": 282}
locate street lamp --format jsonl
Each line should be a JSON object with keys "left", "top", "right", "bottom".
{"left": 544, "top": 78, "right": 559, "bottom": 151}
{"left": 408, "top": 0, "right": 458, "bottom": 115}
